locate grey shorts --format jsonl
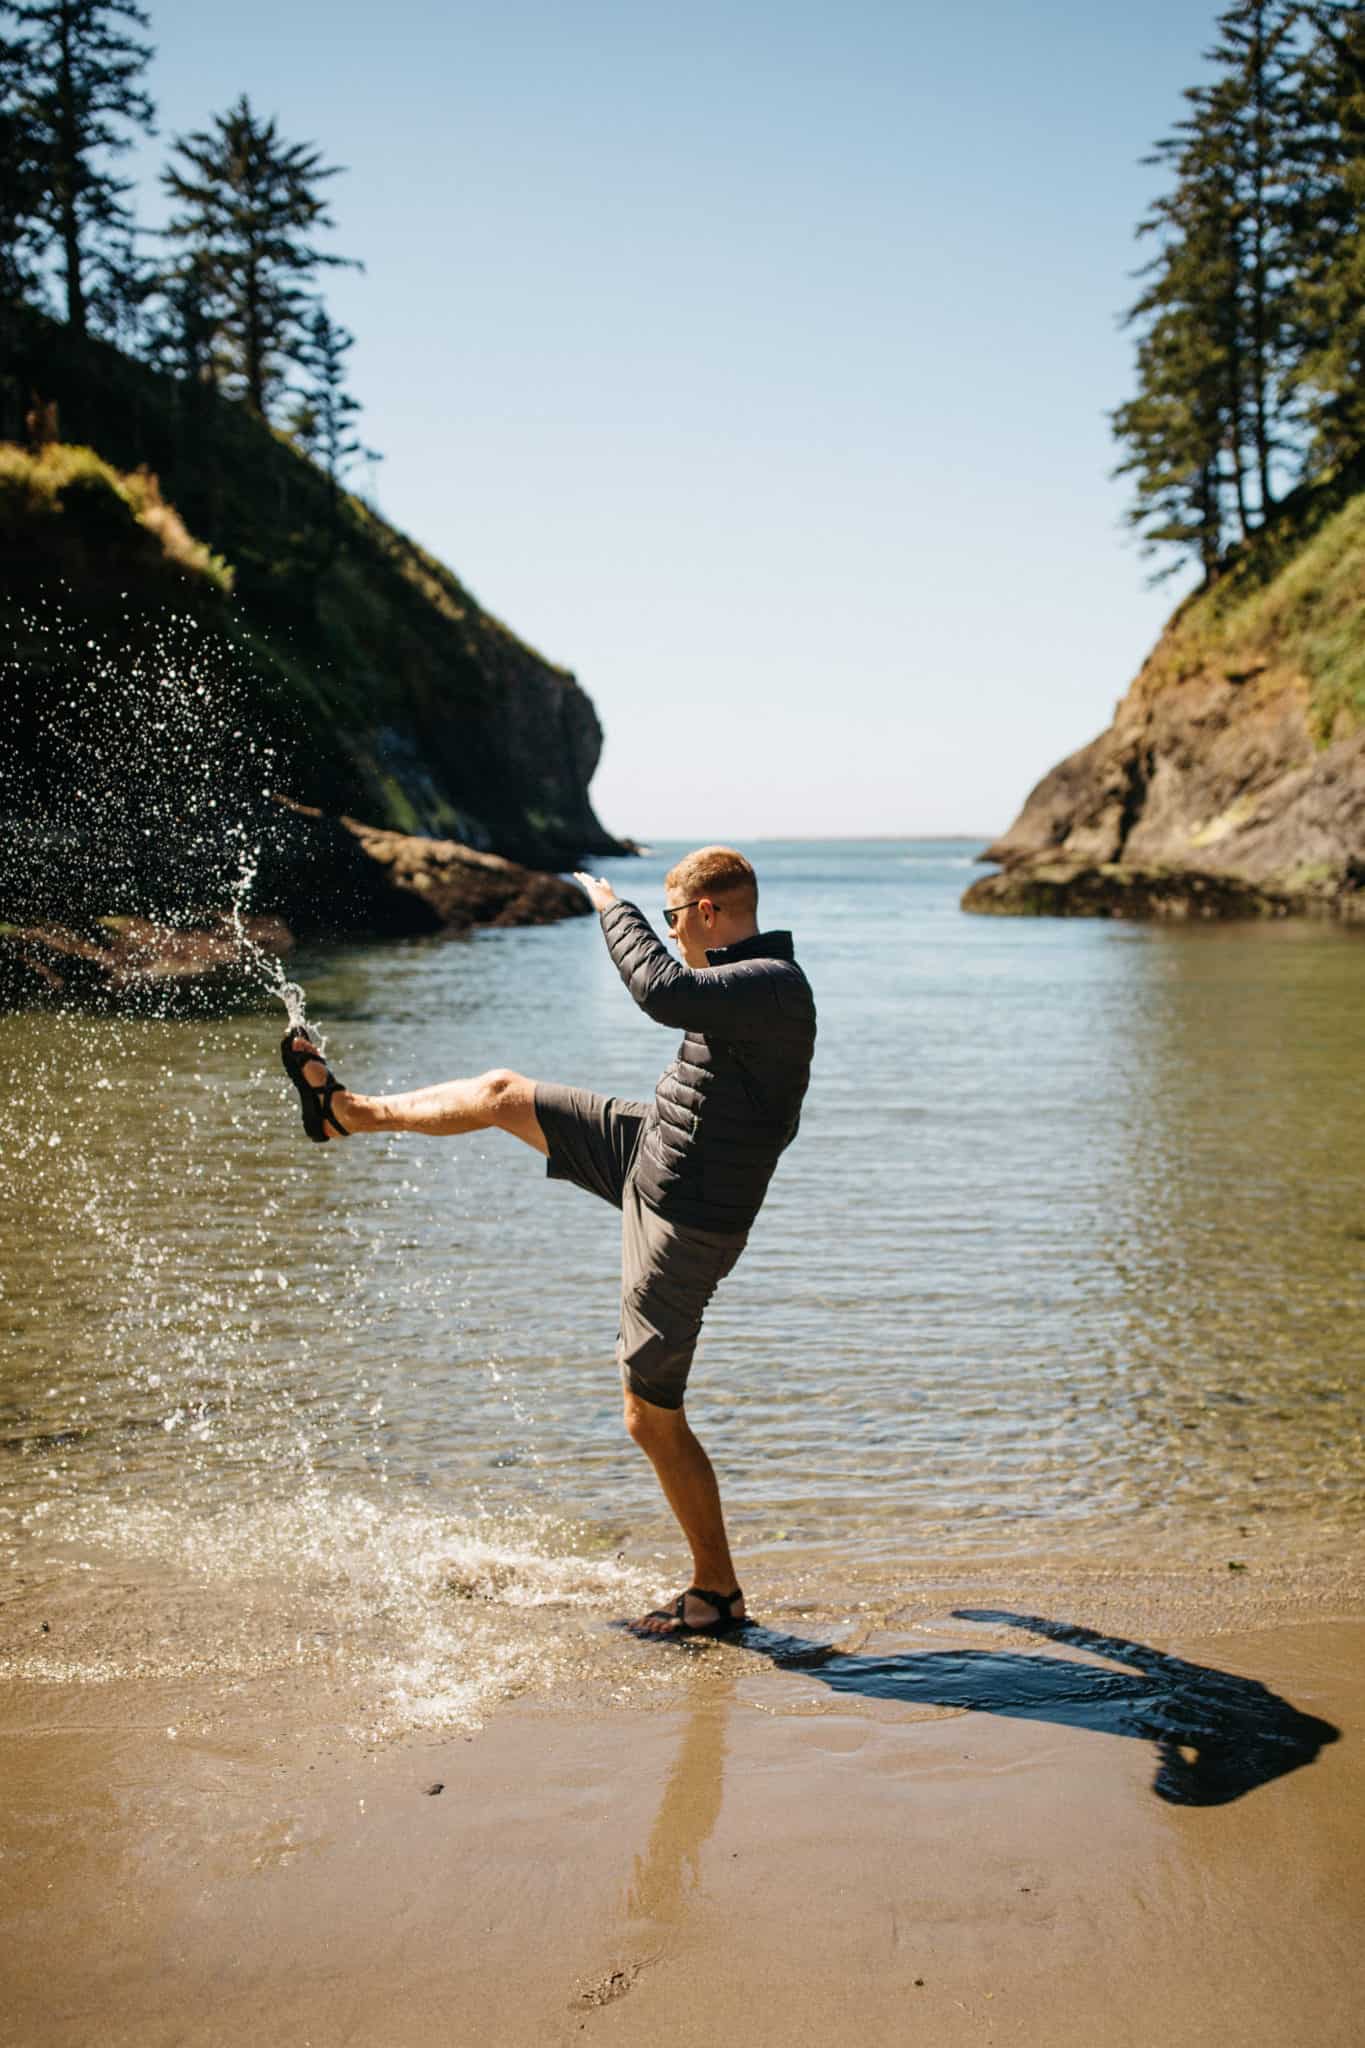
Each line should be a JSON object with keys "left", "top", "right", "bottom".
{"left": 533, "top": 1083, "right": 747, "bottom": 1410}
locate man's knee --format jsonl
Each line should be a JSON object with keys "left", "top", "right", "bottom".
{"left": 623, "top": 1388, "right": 685, "bottom": 1447}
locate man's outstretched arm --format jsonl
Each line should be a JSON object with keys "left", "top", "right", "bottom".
{"left": 573, "top": 879, "right": 783, "bottom": 1036}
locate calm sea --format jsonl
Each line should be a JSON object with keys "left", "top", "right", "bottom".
{"left": 2, "top": 840, "right": 1363, "bottom": 1731}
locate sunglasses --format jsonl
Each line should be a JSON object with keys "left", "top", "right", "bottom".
{"left": 663, "top": 899, "right": 703, "bottom": 929}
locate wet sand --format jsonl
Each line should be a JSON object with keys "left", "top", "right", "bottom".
{"left": 3, "top": 1584, "right": 1362, "bottom": 2048}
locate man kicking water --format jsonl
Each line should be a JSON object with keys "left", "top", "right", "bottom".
{"left": 280, "top": 845, "right": 816, "bottom": 1639}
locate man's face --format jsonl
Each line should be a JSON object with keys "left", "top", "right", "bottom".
{"left": 664, "top": 893, "right": 714, "bottom": 969}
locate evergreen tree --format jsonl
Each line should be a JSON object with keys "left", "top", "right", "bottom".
{"left": 291, "top": 306, "right": 369, "bottom": 484}
{"left": 144, "top": 249, "right": 219, "bottom": 389}
{"left": 0, "top": 27, "right": 47, "bottom": 308}
{"left": 1285, "top": 3, "right": 1365, "bottom": 468}
{"left": 162, "top": 96, "right": 358, "bottom": 420}
{"left": 1113, "top": 157, "right": 1242, "bottom": 579}
{"left": 1203, "top": 0, "right": 1302, "bottom": 516}
{"left": 290, "top": 306, "right": 380, "bottom": 555}
{"left": 0, "top": 0, "right": 155, "bottom": 337}
{"left": 1114, "top": 1, "right": 1306, "bottom": 576}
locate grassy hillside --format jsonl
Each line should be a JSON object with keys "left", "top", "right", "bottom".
{"left": 0, "top": 307, "right": 619, "bottom": 866}
{"left": 0, "top": 441, "right": 234, "bottom": 591}
{"left": 1140, "top": 467, "right": 1365, "bottom": 748}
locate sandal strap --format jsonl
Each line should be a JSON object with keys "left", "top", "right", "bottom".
{"left": 685, "top": 1586, "right": 743, "bottom": 1617}
{"left": 319, "top": 1075, "right": 348, "bottom": 1136}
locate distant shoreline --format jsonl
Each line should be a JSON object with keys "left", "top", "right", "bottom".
{"left": 616, "top": 834, "right": 994, "bottom": 847}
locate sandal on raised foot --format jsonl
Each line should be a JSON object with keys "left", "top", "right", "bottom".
{"left": 280, "top": 1033, "right": 350, "bottom": 1142}
{"left": 624, "top": 1586, "right": 747, "bottom": 1640}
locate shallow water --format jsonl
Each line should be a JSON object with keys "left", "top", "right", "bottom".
{"left": 2, "top": 841, "right": 1363, "bottom": 1733}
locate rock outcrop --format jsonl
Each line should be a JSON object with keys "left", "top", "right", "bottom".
{"left": 256, "top": 801, "right": 593, "bottom": 938}
{"left": 0, "top": 813, "right": 591, "bottom": 1013}
{"left": 0, "top": 914, "right": 294, "bottom": 1015}
{"left": 964, "top": 483, "right": 1365, "bottom": 920}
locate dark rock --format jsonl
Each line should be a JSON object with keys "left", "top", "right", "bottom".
{"left": 0, "top": 803, "right": 592, "bottom": 1011}
{"left": 339, "top": 815, "right": 590, "bottom": 932}
{"left": 0, "top": 913, "right": 295, "bottom": 1015}
{"left": 250, "top": 798, "right": 591, "bottom": 938}
{"left": 962, "top": 863, "right": 1300, "bottom": 921}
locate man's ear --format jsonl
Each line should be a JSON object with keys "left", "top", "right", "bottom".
{"left": 699, "top": 897, "right": 715, "bottom": 926}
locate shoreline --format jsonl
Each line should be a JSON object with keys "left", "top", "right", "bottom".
{"left": 4, "top": 1572, "right": 1362, "bottom": 2046}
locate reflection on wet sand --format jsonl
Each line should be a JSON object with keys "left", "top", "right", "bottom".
{"left": 623, "top": 1669, "right": 733, "bottom": 1930}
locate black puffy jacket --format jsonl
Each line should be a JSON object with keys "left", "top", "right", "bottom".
{"left": 600, "top": 899, "right": 816, "bottom": 1234}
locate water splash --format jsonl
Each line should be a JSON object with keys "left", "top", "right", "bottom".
{"left": 1, "top": 1484, "right": 658, "bottom": 1736}
{"left": 229, "top": 841, "right": 309, "bottom": 1032}
{"left": 0, "top": 596, "right": 657, "bottom": 1744}
{"left": 1, "top": 595, "right": 313, "bottom": 1026}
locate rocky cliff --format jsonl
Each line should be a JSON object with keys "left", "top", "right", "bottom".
{"left": 1, "top": 308, "right": 624, "bottom": 869}
{"left": 964, "top": 477, "right": 1365, "bottom": 921}
{"left": 0, "top": 313, "right": 627, "bottom": 1011}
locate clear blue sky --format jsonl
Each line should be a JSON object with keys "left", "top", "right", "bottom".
{"left": 127, "top": 1, "right": 1215, "bottom": 843}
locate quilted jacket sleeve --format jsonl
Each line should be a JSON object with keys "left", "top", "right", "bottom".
{"left": 599, "top": 899, "right": 789, "bottom": 1036}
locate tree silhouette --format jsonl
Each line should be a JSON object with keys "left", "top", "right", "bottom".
{"left": 143, "top": 247, "right": 218, "bottom": 390}
{"left": 0, "top": 0, "right": 155, "bottom": 337}
{"left": 162, "top": 95, "right": 358, "bottom": 420}
{"left": 0, "top": 24, "right": 47, "bottom": 308}
{"left": 292, "top": 307, "right": 369, "bottom": 485}
{"left": 290, "top": 305, "right": 380, "bottom": 556}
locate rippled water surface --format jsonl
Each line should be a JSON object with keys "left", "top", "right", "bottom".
{"left": 3, "top": 841, "right": 1363, "bottom": 1730}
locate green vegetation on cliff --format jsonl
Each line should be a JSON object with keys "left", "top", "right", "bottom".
{"left": 1, "top": 307, "right": 618, "bottom": 865}
{"left": 0, "top": 440, "right": 233, "bottom": 591}
{"left": 1165, "top": 468, "right": 1365, "bottom": 746}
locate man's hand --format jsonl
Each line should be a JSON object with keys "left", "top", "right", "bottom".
{"left": 573, "top": 872, "right": 618, "bottom": 913}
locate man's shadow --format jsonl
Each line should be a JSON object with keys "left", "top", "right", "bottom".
{"left": 733, "top": 1608, "right": 1340, "bottom": 1806}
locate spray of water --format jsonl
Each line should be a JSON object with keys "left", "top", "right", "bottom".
{"left": 1, "top": 600, "right": 657, "bottom": 1742}
{"left": 1, "top": 594, "right": 311, "bottom": 1026}
{"left": 229, "top": 841, "right": 309, "bottom": 1032}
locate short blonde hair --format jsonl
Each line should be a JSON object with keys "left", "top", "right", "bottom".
{"left": 665, "top": 845, "right": 758, "bottom": 912}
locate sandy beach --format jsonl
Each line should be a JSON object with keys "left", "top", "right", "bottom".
{"left": 4, "top": 1561, "right": 1362, "bottom": 2048}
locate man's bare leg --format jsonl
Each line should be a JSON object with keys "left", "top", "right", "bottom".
{"left": 286, "top": 1037, "right": 740, "bottom": 1629}
{"left": 624, "top": 1390, "right": 746, "bottom": 1633}
{"left": 284, "top": 1036, "right": 546, "bottom": 1152}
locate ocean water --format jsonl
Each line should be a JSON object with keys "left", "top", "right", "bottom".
{"left": 2, "top": 840, "right": 1363, "bottom": 1734}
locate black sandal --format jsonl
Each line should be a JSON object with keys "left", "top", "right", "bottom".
{"left": 624, "top": 1586, "right": 747, "bottom": 1640}
{"left": 280, "top": 1033, "right": 350, "bottom": 1142}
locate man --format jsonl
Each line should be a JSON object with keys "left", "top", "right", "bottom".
{"left": 280, "top": 845, "right": 816, "bottom": 1638}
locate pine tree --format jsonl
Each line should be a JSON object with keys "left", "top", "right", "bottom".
{"left": 0, "top": 27, "right": 47, "bottom": 308}
{"left": 144, "top": 249, "right": 218, "bottom": 389}
{"left": 290, "top": 306, "right": 380, "bottom": 555}
{"left": 1113, "top": 81, "right": 1248, "bottom": 576}
{"left": 1286, "top": 2, "right": 1365, "bottom": 468}
{"left": 1113, "top": 1, "right": 1307, "bottom": 577}
{"left": 0, "top": 0, "right": 155, "bottom": 337}
{"left": 162, "top": 96, "right": 358, "bottom": 420}
{"left": 1202, "top": 0, "right": 1302, "bottom": 517}
{"left": 291, "top": 307, "right": 366, "bottom": 482}
{"left": 1113, "top": 164, "right": 1241, "bottom": 579}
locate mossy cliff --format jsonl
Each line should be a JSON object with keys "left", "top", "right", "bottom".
{"left": 965, "top": 473, "right": 1365, "bottom": 921}
{"left": 1, "top": 306, "right": 622, "bottom": 871}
